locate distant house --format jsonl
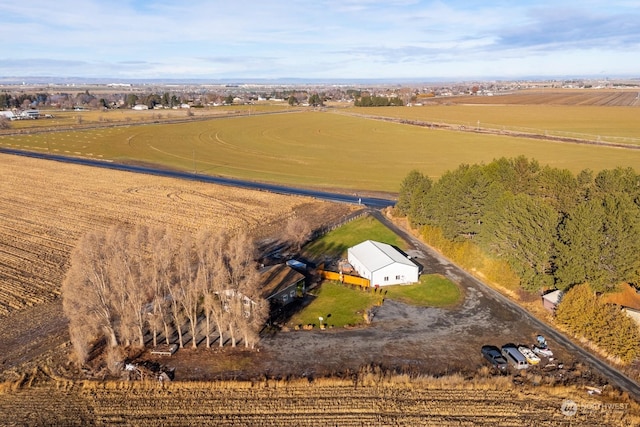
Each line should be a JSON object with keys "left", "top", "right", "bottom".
{"left": 542, "top": 290, "right": 564, "bottom": 313}
{"left": 602, "top": 284, "right": 640, "bottom": 327}
{"left": 0, "top": 111, "right": 15, "bottom": 120}
{"left": 347, "top": 240, "right": 419, "bottom": 287}
{"left": 132, "top": 104, "right": 149, "bottom": 110}
{"left": 259, "top": 263, "right": 305, "bottom": 307}
{"left": 19, "top": 109, "right": 40, "bottom": 119}
{"left": 622, "top": 307, "right": 640, "bottom": 327}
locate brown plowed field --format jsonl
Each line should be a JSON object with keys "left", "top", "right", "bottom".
{"left": 1, "top": 153, "right": 639, "bottom": 425}
{"left": 0, "top": 153, "right": 353, "bottom": 318}
{"left": 440, "top": 89, "right": 640, "bottom": 106}
{"left": 0, "top": 372, "right": 637, "bottom": 426}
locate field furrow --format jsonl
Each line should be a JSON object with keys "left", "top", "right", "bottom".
{"left": 0, "top": 153, "right": 353, "bottom": 317}
{"left": 1, "top": 380, "right": 633, "bottom": 426}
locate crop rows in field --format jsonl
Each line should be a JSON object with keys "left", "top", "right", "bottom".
{"left": 0, "top": 378, "right": 636, "bottom": 426}
{"left": 0, "top": 153, "right": 340, "bottom": 317}
{"left": 440, "top": 89, "right": 640, "bottom": 107}
{"left": 5, "top": 110, "right": 640, "bottom": 193}
{"left": 349, "top": 102, "right": 640, "bottom": 142}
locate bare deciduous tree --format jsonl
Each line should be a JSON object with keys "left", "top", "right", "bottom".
{"left": 176, "top": 233, "right": 200, "bottom": 348}
{"left": 62, "top": 230, "right": 120, "bottom": 359}
{"left": 150, "top": 228, "right": 177, "bottom": 346}
{"left": 285, "top": 216, "right": 312, "bottom": 252}
{"left": 62, "top": 224, "right": 269, "bottom": 367}
{"left": 0, "top": 116, "right": 11, "bottom": 130}
{"left": 196, "top": 229, "right": 227, "bottom": 348}
{"left": 225, "top": 231, "right": 260, "bottom": 347}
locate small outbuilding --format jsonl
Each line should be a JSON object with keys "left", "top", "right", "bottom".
{"left": 622, "top": 307, "right": 640, "bottom": 327}
{"left": 347, "top": 240, "right": 419, "bottom": 287}
{"left": 542, "top": 290, "right": 564, "bottom": 313}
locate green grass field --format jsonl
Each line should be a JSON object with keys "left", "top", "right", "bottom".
{"left": 351, "top": 104, "right": 640, "bottom": 141}
{"left": 291, "top": 214, "right": 462, "bottom": 328}
{"left": 288, "top": 281, "right": 382, "bottom": 328}
{"left": 289, "top": 274, "right": 461, "bottom": 328}
{"left": 3, "top": 108, "right": 640, "bottom": 193}
{"left": 384, "top": 274, "right": 462, "bottom": 307}
{"left": 304, "top": 215, "right": 406, "bottom": 259}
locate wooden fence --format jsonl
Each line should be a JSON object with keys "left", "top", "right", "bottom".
{"left": 319, "top": 270, "right": 370, "bottom": 289}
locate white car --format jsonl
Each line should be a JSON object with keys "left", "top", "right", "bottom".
{"left": 518, "top": 346, "right": 541, "bottom": 365}
{"left": 533, "top": 345, "right": 553, "bottom": 357}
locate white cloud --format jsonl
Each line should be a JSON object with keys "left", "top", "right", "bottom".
{"left": 0, "top": 0, "right": 638, "bottom": 79}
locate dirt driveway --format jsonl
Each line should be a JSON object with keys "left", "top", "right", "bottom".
{"left": 3, "top": 208, "right": 638, "bottom": 400}
{"left": 238, "top": 210, "right": 639, "bottom": 400}
{"left": 257, "top": 257, "right": 570, "bottom": 379}
{"left": 164, "top": 209, "right": 575, "bottom": 381}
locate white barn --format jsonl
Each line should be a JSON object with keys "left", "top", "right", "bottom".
{"left": 347, "top": 240, "right": 419, "bottom": 287}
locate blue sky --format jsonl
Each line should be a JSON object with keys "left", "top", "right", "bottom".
{"left": 1, "top": 0, "right": 639, "bottom": 81}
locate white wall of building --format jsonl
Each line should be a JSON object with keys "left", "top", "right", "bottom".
{"left": 370, "top": 263, "right": 419, "bottom": 286}
{"left": 347, "top": 240, "right": 419, "bottom": 287}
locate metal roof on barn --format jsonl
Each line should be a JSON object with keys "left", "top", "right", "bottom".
{"left": 348, "top": 240, "right": 415, "bottom": 273}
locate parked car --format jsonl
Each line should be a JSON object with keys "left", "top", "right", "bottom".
{"left": 501, "top": 343, "right": 529, "bottom": 370}
{"left": 518, "top": 345, "right": 541, "bottom": 365}
{"left": 481, "top": 345, "right": 508, "bottom": 371}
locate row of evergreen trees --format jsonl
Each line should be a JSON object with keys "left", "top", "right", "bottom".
{"left": 397, "top": 156, "right": 640, "bottom": 293}
{"left": 354, "top": 95, "right": 403, "bottom": 107}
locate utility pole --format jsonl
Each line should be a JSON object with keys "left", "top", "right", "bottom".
{"left": 193, "top": 150, "right": 196, "bottom": 174}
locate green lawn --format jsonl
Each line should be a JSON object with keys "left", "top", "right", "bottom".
{"left": 293, "top": 214, "right": 462, "bottom": 329}
{"left": 384, "top": 274, "right": 461, "bottom": 307}
{"left": 288, "top": 281, "right": 382, "bottom": 328}
{"left": 303, "top": 215, "right": 406, "bottom": 259}
{"left": 288, "top": 274, "right": 461, "bottom": 329}
{"left": 295, "top": 215, "right": 399, "bottom": 328}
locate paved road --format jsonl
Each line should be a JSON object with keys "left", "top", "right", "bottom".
{"left": 0, "top": 148, "right": 395, "bottom": 209}
{"left": 369, "top": 209, "right": 640, "bottom": 400}
{"left": 3, "top": 146, "right": 639, "bottom": 400}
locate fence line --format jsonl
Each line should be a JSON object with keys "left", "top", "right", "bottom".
{"left": 310, "top": 209, "right": 369, "bottom": 241}
{"left": 319, "top": 270, "right": 370, "bottom": 289}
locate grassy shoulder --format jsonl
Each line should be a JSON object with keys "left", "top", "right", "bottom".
{"left": 288, "top": 275, "right": 461, "bottom": 329}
